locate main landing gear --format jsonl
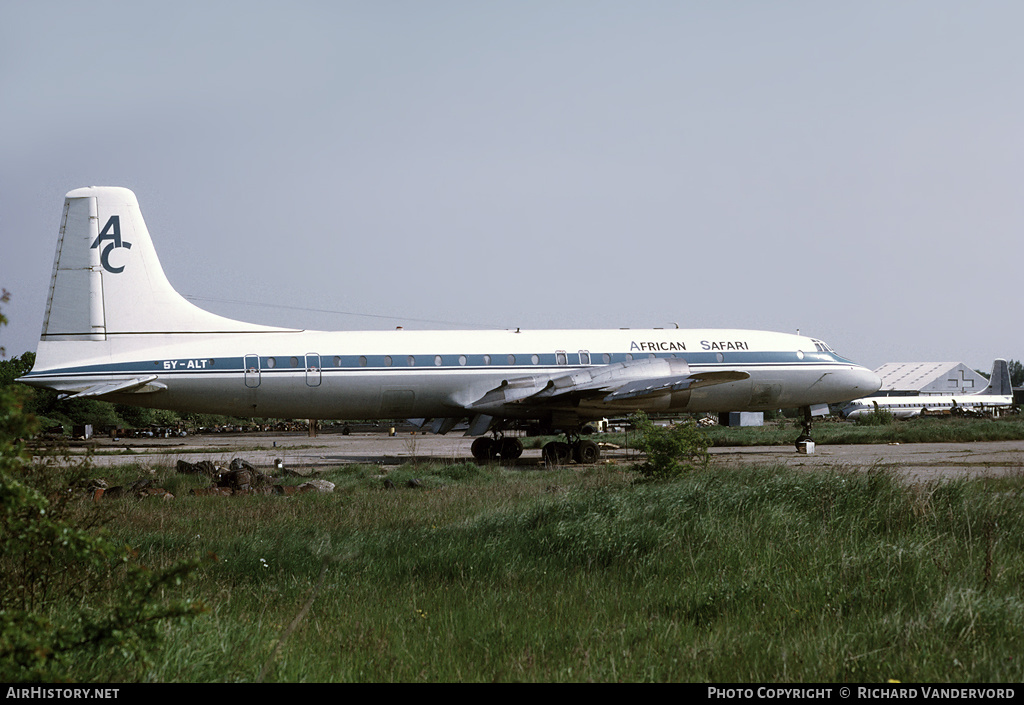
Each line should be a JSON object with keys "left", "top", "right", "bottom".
{"left": 470, "top": 434, "right": 523, "bottom": 462}
{"left": 469, "top": 431, "right": 601, "bottom": 465}
{"left": 541, "top": 432, "right": 600, "bottom": 466}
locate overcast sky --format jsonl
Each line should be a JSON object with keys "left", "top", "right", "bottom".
{"left": 2, "top": 1, "right": 1021, "bottom": 372}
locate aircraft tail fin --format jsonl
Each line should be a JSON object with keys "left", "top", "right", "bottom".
{"left": 982, "top": 359, "right": 1012, "bottom": 397}
{"left": 41, "top": 187, "right": 291, "bottom": 340}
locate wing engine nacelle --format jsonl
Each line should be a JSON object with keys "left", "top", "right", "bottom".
{"left": 469, "top": 357, "right": 702, "bottom": 414}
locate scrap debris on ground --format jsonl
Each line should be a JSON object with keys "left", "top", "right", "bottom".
{"left": 88, "top": 457, "right": 336, "bottom": 500}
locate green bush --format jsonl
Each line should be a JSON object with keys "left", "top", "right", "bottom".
{"left": 630, "top": 411, "right": 710, "bottom": 478}
{"left": 855, "top": 408, "right": 896, "bottom": 426}
{"left": 0, "top": 294, "right": 205, "bottom": 682}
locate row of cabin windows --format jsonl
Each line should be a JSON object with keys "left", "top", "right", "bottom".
{"left": 255, "top": 351, "right": 755, "bottom": 370}
{"left": 260, "top": 351, "right": 609, "bottom": 369}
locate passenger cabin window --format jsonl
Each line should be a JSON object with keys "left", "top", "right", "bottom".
{"left": 556, "top": 351, "right": 567, "bottom": 365}
{"left": 580, "top": 351, "right": 590, "bottom": 365}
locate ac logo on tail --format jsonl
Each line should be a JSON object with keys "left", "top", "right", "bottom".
{"left": 91, "top": 216, "right": 132, "bottom": 273}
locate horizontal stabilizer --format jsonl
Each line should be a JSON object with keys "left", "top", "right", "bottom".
{"left": 64, "top": 375, "right": 165, "bottom": 399}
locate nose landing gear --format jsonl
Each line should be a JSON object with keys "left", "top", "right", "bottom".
{"left": 794, "top": 405, "right": 827, "bottom": 451}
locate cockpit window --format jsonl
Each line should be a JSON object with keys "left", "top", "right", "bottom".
{"left": 811, "top": 339, "right": 835, "bottom": 353}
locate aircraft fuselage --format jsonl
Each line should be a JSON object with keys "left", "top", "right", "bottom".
{"left": 18, "top": 186, "right": 882, "bottom": 455}
{"left": 24, "top": 327, "right": 881, "bottom": 423}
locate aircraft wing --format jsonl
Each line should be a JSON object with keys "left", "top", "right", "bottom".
{"left": 63, "top": 375, "right": 166, "bottom": 400}
{"left": 602, "top": 370, "right": 751, "bottom": 402}
{"left": 466, "top": 357, "right": 749, "bottom": 412}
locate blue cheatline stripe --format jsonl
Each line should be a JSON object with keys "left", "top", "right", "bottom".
{"left": 23, "top": 350, "right": 848, "bottom": 378}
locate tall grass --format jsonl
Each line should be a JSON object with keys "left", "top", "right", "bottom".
{"left": 703, "top": 415, "right": 1024, "bottom": 447}
{"left": 52, "top": 460, "right": 1024, "bottom": 682}
{"left": 533, "top": 416, "right": 1024, "bottom": 450}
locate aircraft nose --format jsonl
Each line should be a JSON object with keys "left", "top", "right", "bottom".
{"left": 818, "top": 365, "right": 881, "bottom": 404}
{"left": 847, "top": 366, "right": 882, "bottom": 396}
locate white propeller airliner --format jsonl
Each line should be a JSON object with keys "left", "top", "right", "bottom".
{"left": 840, "top": 359, "right": 1015, "bottom": 420}
{"left": 18, "top": 187, "right": 881, "bottom": 462}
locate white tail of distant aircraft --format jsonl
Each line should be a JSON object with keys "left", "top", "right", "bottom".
{"left": 840, "top": 359, "right": 1016, "bottom": 420}
{"left": 19, "top": 187, "right": 882, "bottom": 461}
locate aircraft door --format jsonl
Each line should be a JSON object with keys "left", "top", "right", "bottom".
{"left": 244, "top": 354, "right": 261, "bottom": 388}
{"left": 305, "top": 353, "right": 322, "bottom": 387}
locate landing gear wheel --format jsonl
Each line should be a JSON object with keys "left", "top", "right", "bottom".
{"left": 542, "top": 441, "right": 571, "bottom": 466}
{"left": 472, "top": 436, "right": 524, "bottom": 462}
{"left": 573, "top": 439, "right": 600, "bottom": 464}
{"left": 471, "top": 437, "right": 498, "bottom": 461}
{"left": 498, "top": 437, "right": 524, "bottom": 460}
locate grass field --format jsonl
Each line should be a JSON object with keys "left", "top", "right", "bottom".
{"left": 40, "top": 435, "right": 1024, "bottom": 683}
{"left": 704, "top": 414, "right": 1024, "bottom": 447}
{"left": 516, "top": 414, "right": 1024, "bottom": 452}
